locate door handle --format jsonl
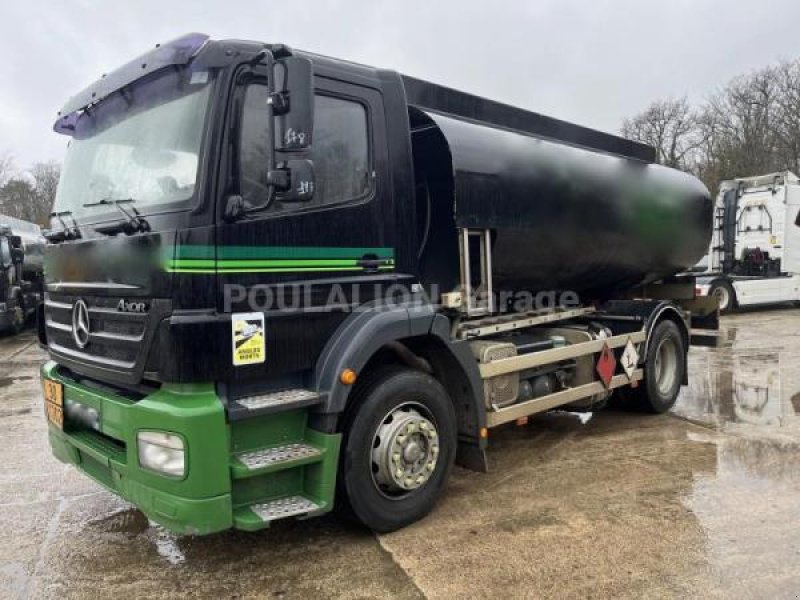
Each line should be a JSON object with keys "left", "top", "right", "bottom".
{"left": 357, "top": 256, "right": 392, "bottom": 273}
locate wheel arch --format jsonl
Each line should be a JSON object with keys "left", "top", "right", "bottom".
{"left": 643, "top": 302, "right": 690, "bottom": 386}
{"left": 313, "top": 304, "right": 487, "bottom": 470}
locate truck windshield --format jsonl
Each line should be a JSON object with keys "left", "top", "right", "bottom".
{"left": 53, "top": 67, "right": 214, "bottom": 221}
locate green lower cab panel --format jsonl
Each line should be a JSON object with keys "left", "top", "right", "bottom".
{"left": 48, "top": 427, "right": 235, "bottom": 535}
{"left": 42, "top": 361, "right": 341, "bottom": 535}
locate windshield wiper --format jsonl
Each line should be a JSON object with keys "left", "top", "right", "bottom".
{"left": 44, "top": 211, "right": 82, "bottom": 243}
{"left": 85, "top": 198, "right": 151, "bottom": 236}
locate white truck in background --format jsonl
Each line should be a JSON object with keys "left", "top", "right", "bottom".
{"left": 696, "top": 171, "right": 800, "bottom": 313}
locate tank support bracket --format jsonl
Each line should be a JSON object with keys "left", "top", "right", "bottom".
{"left": 459, "top": 229, "right": 494, "bottom": 316}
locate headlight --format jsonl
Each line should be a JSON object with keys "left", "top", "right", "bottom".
{"left": 137, "top": 431, "right": 185, "bottom": 477}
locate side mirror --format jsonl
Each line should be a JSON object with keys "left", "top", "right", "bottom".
{"left": 274, "top": 159, "right": 315, "bottom": 203}
{"left": 224, "top": 159, "right": 315, "bottom": 220}
{"left": 273, "top": 56, "right": 314, "bottom": 152}
{"left": 226, "top": 53, "right": 316, "bottom": 221}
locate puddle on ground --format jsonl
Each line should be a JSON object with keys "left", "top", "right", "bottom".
{"left": 0, "top": 375, "right": 33, "bottom": 388}
{"left": 675, "top": 310, "right": 800, "bottom": 596}
{"left": 0, "top": 562, "right": 28, "bottom": 599}
{"left": 87, "top": 508, "right": 188, "bottom": 565}
{"left": 674, "top": 311, "right": 800, "bottom": 433}
{"left": 684, "top": 431, "right": 800, "bottom": 596}
{"left": 152, "top": 524, "right": 187, "bottom": 565}
{"left": 89, "top": 508, "right": 150, "bottom": 535}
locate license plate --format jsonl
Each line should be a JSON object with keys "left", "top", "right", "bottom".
{"left": 43, "top": 378, "right": 64, "bottom": 429}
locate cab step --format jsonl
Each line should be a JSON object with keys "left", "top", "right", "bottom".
{"left": 231, "top": 441, "right": 324, "bottom": 478}
{"left": 228, "top": 388, "right": 322, "bottom": 420}
{"left": 233, "top": 496, "right": 326, "bottom": 531}
{"left": 254, "top": 495, "right": 322, "bottom": 521}
{"left": 229, "top": 408, "right": 341, "bottom": 532}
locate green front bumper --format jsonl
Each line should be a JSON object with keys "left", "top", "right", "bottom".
{"left": 43, "top": 361, "right": 232, "bottom": 534}
{"left": 42, "top": 361, "right": 339, "bottom": 535}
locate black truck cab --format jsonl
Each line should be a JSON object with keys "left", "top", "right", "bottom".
{"left": 44, "top": 34, "right": 415, "bottom": 387}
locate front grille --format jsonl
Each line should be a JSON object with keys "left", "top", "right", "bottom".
{"left": 44, "top": 294, "right": 170, "bottom": 384}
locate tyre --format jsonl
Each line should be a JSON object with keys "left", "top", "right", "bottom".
{"left": 626, "top": 320, "right": 686, "bottom": 413}
{"left": 709, "top": 280, "right": 736, "bottom": 314}
{"left": 337, "top": 366, "right": 457, "bottom": 533}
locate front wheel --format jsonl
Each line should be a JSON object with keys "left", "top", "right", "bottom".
{"left": 337, "top": 367, "right": 457, "bottom": 533}
{"left": 626, "top": 320, "right": 686, "bottom": 413}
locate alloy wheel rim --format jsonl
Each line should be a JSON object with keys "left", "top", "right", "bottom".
{"left": 371, "top": 402, "right": 440, "bottom": 497}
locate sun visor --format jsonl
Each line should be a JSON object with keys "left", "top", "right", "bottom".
{"left": 53, "top": 33, "right": 209, "bottom": 135}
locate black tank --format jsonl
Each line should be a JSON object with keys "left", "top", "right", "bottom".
{"left": 408, "top": 99, "right": 712, "bottom": 300}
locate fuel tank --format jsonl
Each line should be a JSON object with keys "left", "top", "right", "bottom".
{"left": 416, "top": 112, "right": 712, "bottom": 300}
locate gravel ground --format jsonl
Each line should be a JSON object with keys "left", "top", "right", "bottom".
{"left": 1, "top": 307, "right": 798, "bottom": 599}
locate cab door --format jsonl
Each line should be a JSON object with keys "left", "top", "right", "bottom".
{"left": 214, "top": 71, "right": 396, "bottom": 378}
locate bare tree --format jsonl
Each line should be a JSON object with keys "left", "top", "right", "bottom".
{"left": 0, "top": 155, "right": 60, "bottom": 225}
{"left": 621, "top": 97, "right": 705, "bottom": 171}
{"left": 30, "top": 161, "right": 61, "bottom": 219}
{"left": 0, "top": 179, "right": 38, "bottom": 222}
{"left": 773, "top": 59, "right": 800, "bottom": 174}
{"left": 0, "top": 152, "right": 13, "bottom": 188}
{"left": 623, "top": 59, "right": 800, "bottom": 195}
{"left": 703, "top": 67, "right": 781, "bottom": 181}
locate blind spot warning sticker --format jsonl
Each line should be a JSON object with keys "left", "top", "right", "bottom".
{"left": 232, "top": 312, "right": 265, "bottom": 366}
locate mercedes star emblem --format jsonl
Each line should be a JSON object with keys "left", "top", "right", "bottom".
{"left": 72, "top": 299, "right": 90, "bottom": 348}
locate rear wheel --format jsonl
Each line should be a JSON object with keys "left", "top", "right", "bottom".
{"left": 337, "top": 367, "right": 457, "bottom": 533}
{"left": 626, "top": 320, "right": 686, "bottom": 413}
{"left": 709, "top": 280, "right": 736, "bottom": 314}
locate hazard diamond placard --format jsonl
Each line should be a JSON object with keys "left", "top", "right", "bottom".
{"left": 596, "top": 343, "right": 616, "bottom": 388}
{"left": 620, "top": 338, "right": 639, "bottom": 380}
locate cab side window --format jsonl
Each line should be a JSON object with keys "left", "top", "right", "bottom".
{"left": 239, "top": 85, "right": 370, "bottom": 212}
{"left": 311, "top": 95, "right": 370, "bottom": 206}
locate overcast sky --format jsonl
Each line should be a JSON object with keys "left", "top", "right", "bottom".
{"left": 3, "top": 0, "right": 800, "bottom": 168}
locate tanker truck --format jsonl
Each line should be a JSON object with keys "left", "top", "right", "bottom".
{"left": 39, "top": 34, "right": 718, "bottom": 535}
{"left": 0, "top": 215, "right": 44, "bottom": 333}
